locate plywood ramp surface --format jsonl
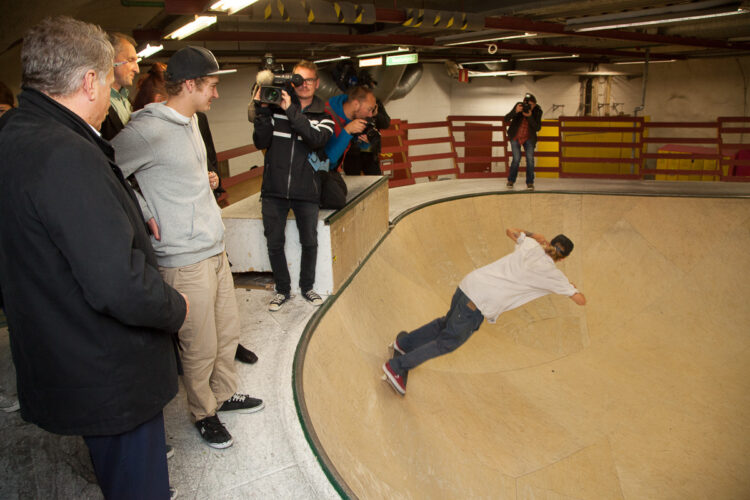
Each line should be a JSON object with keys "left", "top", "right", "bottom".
{"left": 301, "top": 194, "right": 750, "bottom": 499}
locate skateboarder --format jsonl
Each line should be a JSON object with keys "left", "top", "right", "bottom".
{"left": 383, "top": 228, "right": 586, "bottom": 395}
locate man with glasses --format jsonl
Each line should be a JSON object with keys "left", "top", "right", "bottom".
{"left": 101, "top": 33, "right": 140, "bottom": 140}
{"left": 253, "top": 60, "right": 334, "bottom": 311}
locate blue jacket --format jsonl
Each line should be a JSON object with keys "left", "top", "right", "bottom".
{"left": 324, "top": 94, "right": 353, "bottom": 169}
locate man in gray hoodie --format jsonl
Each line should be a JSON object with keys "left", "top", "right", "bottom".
{"left": 113, "top": 46, "right": 264, "bottom": 450}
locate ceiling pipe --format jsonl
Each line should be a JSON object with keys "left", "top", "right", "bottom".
{"left": 372, "top": 8, "right": 750, "bottom": 51}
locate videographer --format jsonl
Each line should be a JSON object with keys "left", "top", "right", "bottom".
{"left": 252, "top": 60, "right": 334, "bottom": 311}
{"left": 504, "top": 93, "right": 542, "bottom": 190}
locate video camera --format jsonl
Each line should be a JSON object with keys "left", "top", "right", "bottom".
{"left": 257, "top": 71, "right": 305, "bottom": 105}
{"left": 255, "top": 53, "right": 305, "bottom": 106}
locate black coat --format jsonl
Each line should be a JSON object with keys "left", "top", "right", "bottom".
{"left": 253, "top": 96, "right": 334, "bottom": 203}
{"left": 0, "top": 88, "right": 186, "bottom": 436}
{"left": 505, "top": 102, "right": 543, "bottom": 144}
{"left": 100, "top": 105, "right": 125, "bottom": 141}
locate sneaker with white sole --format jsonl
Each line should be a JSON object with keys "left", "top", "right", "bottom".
{"left": 302, "top": 289, "right": 323, "bottom": 306}
{"left": 382, "top": 362, "right": 406, "bottom": 395}
{"left": 218, "top": 393, "right": 265, "bottom": 414}
{"left": 195, "top": 414, "right": 233, "bottom": 449}
{"left": 166, "top": 445, "right": 174, "bottom": 459}
{"left": 268, "top": 293, "right": 289, "bottom": 311}
{"left": 392, "top": 331, "right": 408, "bottom": 355}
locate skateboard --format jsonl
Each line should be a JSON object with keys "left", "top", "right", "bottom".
{"left": 381, "top": 342, "right": 408, "bottom": 395}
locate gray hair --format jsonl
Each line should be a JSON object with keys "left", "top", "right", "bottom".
{"left": 108, "top": 32, "right": 136, "bottom": 56}
{"left": 21, "top": 16, "right": 114, "bottom": 97}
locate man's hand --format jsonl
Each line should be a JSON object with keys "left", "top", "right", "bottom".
{"left": 358, "top": 134, "right": 370, "bottom": 143}
{"left": 279, "top": 90, "right": 292, "bottom": 110}
{"left": 344, "top": 119, "right": 367, "bottom": 135}
{"left": 208, "top": 171, "right": 219, "bottom": 190}
{"left": 147, "top": 217, "right": 161, "bottom": 241}
{"left": 522, "top": 110, "right": 532, "bottom": 117}
{"left": 252, "top": 87, "right": 268, "bottom": 107}
{"left": 180, "top": 292, "right": 190, "bottom": 320}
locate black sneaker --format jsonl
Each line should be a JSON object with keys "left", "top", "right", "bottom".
{"left": 169, "top": 486, "right": 178, "bottom": 500}
{"left": 527, "top": 183, "right": 534, "bottom": 191}
{"left": 218, "top": 393, "right": 265, "bottom": 414}
{"left": 506, "top": 181, "right": 514, "bottom": 188}
{"left": 302, "top": 289, "right": 323, "bottom": 306}
{"left": 268, "top": 293, "right": 289, "bottom": 311}
{"left": 235, "top": 343, "right": 258, "bottom": 364}
{"left": 166, "top": 444, "right": 174, "bottom": 459}
{"left": 195, "top": 414, "right": 233, "bottom": 449}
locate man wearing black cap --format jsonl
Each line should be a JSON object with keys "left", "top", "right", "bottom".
{"left": 383, "top": 228, "right": 585, "bottom": 396}
{"left": 505, "top": 93, "right": 543, "bottom": 190}
{"left": 113, "top": 46, "right": 264, "bottom": 450}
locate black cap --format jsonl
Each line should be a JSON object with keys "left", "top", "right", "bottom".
{"left": 165, "top": 46, "right": 236, "bottom": 82}
{"left": 550, "top": 234, "right": 574, "bottom": 257}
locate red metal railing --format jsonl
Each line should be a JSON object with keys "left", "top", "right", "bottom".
{"left": 216, "top": 115, "right": 750, "bottom": 198}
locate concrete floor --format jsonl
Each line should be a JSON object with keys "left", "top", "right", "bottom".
{"left": 1, "top": 177, "right": 749, "bottom": 499}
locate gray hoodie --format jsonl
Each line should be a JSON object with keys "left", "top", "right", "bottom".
{"left": 112, "top": 102, "right": 224, "bottom": 268}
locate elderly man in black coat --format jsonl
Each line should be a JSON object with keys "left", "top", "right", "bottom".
{"left": 0, "top": 16, "right": 188, "bottom": 500}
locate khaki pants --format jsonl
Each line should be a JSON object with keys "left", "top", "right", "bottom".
{"left": 160, "top": 252, "right": 239, "bottom": 421}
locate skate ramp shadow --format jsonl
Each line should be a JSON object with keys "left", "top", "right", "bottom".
{"left": 297, "top": 193, "right": 750, "bottom": 499}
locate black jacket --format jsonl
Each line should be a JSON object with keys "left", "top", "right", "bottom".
{"left": 0, "top": 88, "right": 186, "bottom": 436}
{"left": 253, "top": 96, "right": 334, "bottom": 203}
{"left": 505, "top": 102, "right": 543, "bottom": 144}
{"left": 100, "top": 105, "right": 125, "bottom": 141}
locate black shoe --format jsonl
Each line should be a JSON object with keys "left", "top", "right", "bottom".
{"left": 268, "top": 293, "right": 289, "bottom": 311}
{"left": 506, "top": 181, "right": 514, "bottom": 188}
{"left": 195, "top": 414, "right": 233, "bottom": 449}
{"left": 302, "top": 289, "right": 323, "bottom": 306}
{"left": 218, "top": 393, "right": 265, "bottom": 414}
{"left": 166, "top": 444, "right": 174, "bottom": 459}
{"left": 169, "top": 486, "right": 178, "bottom": 500}
{"left": 235, "top": 343, "right": 258, "bottom": 364}
{"left": 527, "top": 183, "right": 534, "bottom": 191}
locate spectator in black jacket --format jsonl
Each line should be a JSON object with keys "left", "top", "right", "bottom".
{"left": 100, "top": 32, "right": 139, "bottom": 140}
{"left": 505, "top": 93, "right": 542, "bottom": 190}
{"left": 0, "top": 16, "right": 187, "bottom": 499}
{"left": 253, "top": 60, "right": 334, "bottom": 311}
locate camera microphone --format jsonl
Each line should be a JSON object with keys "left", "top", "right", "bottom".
{"left": 256, "top": 69, "right": 275, "bottom": 86}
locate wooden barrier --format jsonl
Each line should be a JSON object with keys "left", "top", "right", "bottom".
{"left": 216, "top": 115, "right": 750, "bottom": 192}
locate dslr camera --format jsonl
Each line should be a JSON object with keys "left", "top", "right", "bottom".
{"left": 519, "top": 93, "right": 535, "bottom": 113}
{"left": 361, "top": 118, "right": 381, "bottom": 148}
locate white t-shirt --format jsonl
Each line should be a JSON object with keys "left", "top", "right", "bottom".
{"left": 459, "top": 233, "right": 578, "bottom": 323}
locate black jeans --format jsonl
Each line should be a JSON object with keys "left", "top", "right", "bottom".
{"left": 262, "top": 197, "right": 319, "bottom": 295}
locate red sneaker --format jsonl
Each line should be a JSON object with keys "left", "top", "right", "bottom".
{"left": 392, "top": 331, "right": 407, "bottom": 355}
{"left": 382, "top": 362, "right": 406, "bottom": 395}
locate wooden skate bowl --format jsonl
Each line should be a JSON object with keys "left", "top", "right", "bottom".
{"left": 296, "top": 193, "right": 750, "bottom": 499}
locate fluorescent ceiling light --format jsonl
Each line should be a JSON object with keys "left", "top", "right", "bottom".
{"left": 358, "top": 47, "right": 409, "bottom": 58}
{"left": 314, "top": 55, "right": 350, "bottom": 64}
{"left": 517, "top": 54, "right": 579, "bottom": 62}
{"left": 613, "top": 59, "right": 677, "bottom": 65}
{"left": 359, "top": 57, "right": 383, "bottom": 67}
{"left": 445, "top": 32, "right": 536, "bottom": 47}
{"left": 137, "top": 43, "right": 163, "bottom": 59}
{"left": 468, "top": 70, "right": 531, "bottom": 77}
{"left": 573, "top": 9, "right": 747, "bottom": 32}
{"left": 165, "top": 16, "right": 217, "bottom": 40}
{"left": 459, "top": 59, "right": 508, "bottom": 66}
{"left": 210, "top": 0, "right": 259, "bottom": 15}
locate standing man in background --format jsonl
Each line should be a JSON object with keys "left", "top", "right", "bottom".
{"left": 0, "top": 16, "right": 188, "bottom": 498}
{"left": 505, "top": 93, "right": 542, "bottom": 190}
{"left": 100, "top": 32, "right": 139, "bottom": 140}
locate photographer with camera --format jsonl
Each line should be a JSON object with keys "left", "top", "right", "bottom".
{"left": 505, "top": 93, "right": 542, "bottom": 190}
{"left": 252, "top": 60, "right": 335, "bottom": 311}
{"left": 342, "top": 95, "right": 390, "bottom": 176}
{"left": 323, "top": 85, "right": 378, "bottom": 175}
